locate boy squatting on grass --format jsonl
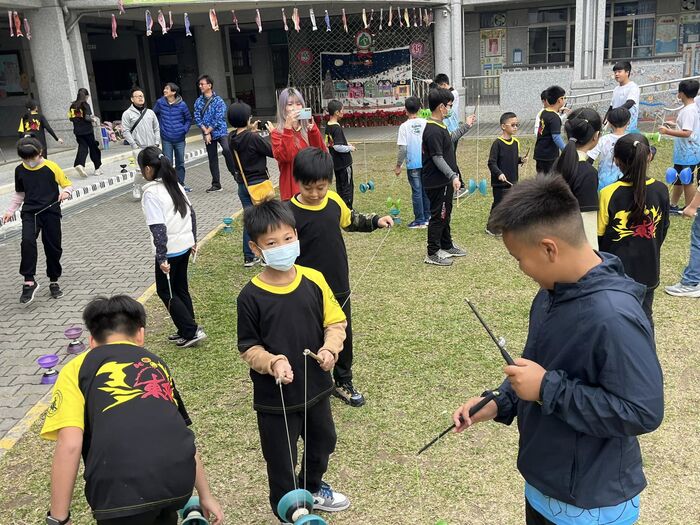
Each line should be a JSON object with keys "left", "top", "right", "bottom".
{"left": 289, "top": 147, "right": 393, "bottom": 407}
{"left": 236, "top": 200, "right": 351, "bottom": 522}
{"left": 453, "top": 176, "right": 664, "bottom": 525}
{"left": 41, "top": 295, "right": 223, "bottom": 525}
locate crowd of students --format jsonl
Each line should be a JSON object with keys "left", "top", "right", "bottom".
{"left": 2, "top": 62, "right": 699, "bottom": 525}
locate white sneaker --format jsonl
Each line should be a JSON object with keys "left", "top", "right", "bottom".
{"left": 664, "top": 282, "right": 700, "bottom": 297}
{"left": 75, "top": 165, "right": 87, "bottom": 178}
{"left": 312, "top": 481, "right": 350, "bottom": 512}
{"left": 94, "top": 168, "right": 103, "bottom": 176}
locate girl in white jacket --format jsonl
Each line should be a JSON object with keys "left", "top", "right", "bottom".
{"left": 139, "top": 146, "right": 205, "bottom": 348}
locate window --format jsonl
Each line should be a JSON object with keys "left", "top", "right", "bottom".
{"left": 605, "top": 1, "right": 657, "bottom": 59}
{"left": 527, "top": 7, "right": 576, "bottom": 65}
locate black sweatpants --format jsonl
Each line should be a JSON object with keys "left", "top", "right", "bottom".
{"left": 20, "top": 210, "right": 62, "bottom": 282}
{"left": 96, "top": 503, "right": 183, "bottom": 525}
{"left": 205, "top": 136, "right": 237, "bottom": 188}
{"left": 490, "top": 185, "right": 510, "bottom": 212}
{"left": 257, "top": 397, "right": 336, "bottom": 519}
{"left": 333, "top": 291, "right": 352, "bottom": 383}
{"left": 154, "top": 250, "right": 197, "bottom": 339}
{"left": 74, "top": 132, "right": 102, "bottom": 169}
{"left": 535, "top": 159, "right": 556, "bottom": 175}
{"left": 425, "top": 184, "right": 455, "bottom": 256}
{"left": 525, "top": 499, "right": 554, "bottom": 525}
{"left": 334, "top": 165, "right": 354, "bottom": 208}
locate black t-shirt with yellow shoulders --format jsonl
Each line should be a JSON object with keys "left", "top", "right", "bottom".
{"left": 534, "top": 109, "right": 562, "bottom": 161}
{"left": 15, "top": 159, "right": 72, "bottom": 215}
{"left": 598, "top": 178, "right": 670, "bottom": 288}
{"left": 237, "top": 265, "right": 347, "bottom": 413}
{"left": 41, "top": 343, "right": 195, "bottom": 521}
{"left": 288, "top": 190, "right": 379, "bottom": 295}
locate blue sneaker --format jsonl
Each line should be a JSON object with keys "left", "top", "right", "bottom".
{"left": 407, "top": 220, "right": 427, "bottom": 229}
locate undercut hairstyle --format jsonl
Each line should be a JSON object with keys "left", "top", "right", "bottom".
{"left": 434, "top": 73, "right": 450, "bottom": 86}
{"left": 613, "top": 61, "right": 632, "bottom": 73}
{"left": 327, "top": 99, "right": 343, "bottom": 116}
{"left": 293, "top": 147, "right": 334, "bottom": 184}
{"left": 606, "top": 107, "right": 631, "bottom": 129}
{"left": 428, "top": 88, "right": 454, "bottom": 111}
{"left": 198, "top": 74, "right": 213, "bottom": 87}
{"left": 130, "top": 86, "right": 144, "bottom": 97}
{"left": 679, "top": 79, "right": 700, "bottom": 99}
{"left": 17, "top": 137, "right": 43, "bottom": 159}
{"left": 83, "top": 295, "right": 147, "bottom": 344}
{"left": 500, "top": 112, "right": 517, "bottom": 125}
{"left": 540, "top": 90, "right": 547, "bottom": 102}
{"left": 404, "top": 96, "right": 422, "bottom": 114}
{"left": 544, "top": 85, "right": 566, "bottom": 105}
{"left": 243, "top": 198, "right": 296, "bottom": 244}
{"left": 487, "top": 175, "right": 587, "bottom": 247}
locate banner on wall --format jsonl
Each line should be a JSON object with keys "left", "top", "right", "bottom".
{"left": 320, "top": 47, "right": 412, "bottom": 109}
{"left": 480, "top": 28, "right": 505, "bottom": 90}
{"left": 656, "top": 16, "right": 679, "bottom": 55}
{"left": 681, "top": 13, "right": 700, "bottom": 75}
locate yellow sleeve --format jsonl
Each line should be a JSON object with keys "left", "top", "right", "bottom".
{"left": 327, "top": 191, "right": 352, "bottom": 229}
{"left": 300, "top": 266, "right": 347, "bottom": 326}
{"left": 18, "top": 119, "right": 25, "bottom": 133}
{"left": 598, "top": 184, "right": 615, "bottom": 236}
{"left": 40, "top": 354, "right": 87, "bottom": 441}
{"left": 46, "top": 160, "right": 72, "bottom": 189}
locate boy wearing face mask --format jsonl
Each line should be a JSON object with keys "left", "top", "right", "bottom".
{"left": 2, "top": 137, "right": 72, "bottom": 304}
{"left": 237, "top": 199, "right": 351, "bottom": 522}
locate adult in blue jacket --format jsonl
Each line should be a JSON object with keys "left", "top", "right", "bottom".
{"left": 153, "top": 83, "right": 192, "bottom": 190}
{"left": 193, "top": 75, "right": 237, "bottom": 193}
{"left": 454, "top": 176, "right": 664, "bottom": 525}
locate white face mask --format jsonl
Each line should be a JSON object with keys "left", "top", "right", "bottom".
{"left": 258, "top": 240, "right": 300, "bottom": 271}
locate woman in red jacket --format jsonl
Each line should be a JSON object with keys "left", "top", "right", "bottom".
{"left": 267, "top": 88, "right": 326, "bottom": 200}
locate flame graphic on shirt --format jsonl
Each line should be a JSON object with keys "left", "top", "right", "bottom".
{"left": 611, "top": 206, "right": 662, "bottom": 241}
{"left": 96, "top": 358, "right": 174, "bottom": 412}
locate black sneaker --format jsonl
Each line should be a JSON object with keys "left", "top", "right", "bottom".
{"left": 244, "top": 256, "right": 260, "bottom": 268}
{"left": 168, "top": 333, "right": 184, "bottom": 344}
{"left": 424, "top": 253, "right": 453, "bottom": 266}
{"left": 176, "top": 326, "right": 207, "bottom": 348}
{"left": 206, "top": 185, "right": 223, "bottom": 193}
{"left": 332, "top": 381, "right": 366, "bottom": 407}
{"left": 49, "top": 282, "right": 63, "bottom": 299}
{"left": 438, "top": 244, "right": 468, "bottom": 258}
{"left": 20, "top": 282, "right": 40, "bottom": 304}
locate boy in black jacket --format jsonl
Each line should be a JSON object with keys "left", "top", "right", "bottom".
{"left": 325, "top": 99, "right": 356, "bottom": 207}
{"left": 289, "top": 148, "right": 393, "bottom": 407}
{"left": 453, "top": 176, "right": 663, "bottom": 525}
{"left": 237, "top": 200, "right": 350, "bottom": 521}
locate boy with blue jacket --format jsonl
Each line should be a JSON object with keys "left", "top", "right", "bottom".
{"left": 453, "top": 176, "right": 664, "bottom": 525}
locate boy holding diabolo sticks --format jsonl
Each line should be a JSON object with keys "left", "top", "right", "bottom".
{"left": 452, "top": 176, "right": 664, "bottom": 525}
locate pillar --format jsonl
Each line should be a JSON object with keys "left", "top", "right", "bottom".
{"left": 250, "top": 32, "right": 276, "bottom": 113}
{"left": 572, "top": 0, "right": 607, "bottom": 90}
{"left": 195, "top": 27, "right": 229, "bottom": 101}
{"left": 67, "top": 24, "right": 95, "bottom": 114}
{"left": 433, "top": 8, "right": 451, "bottom": 79}
{"left": 29, "top": 6, "right": 80, "bottom": 145}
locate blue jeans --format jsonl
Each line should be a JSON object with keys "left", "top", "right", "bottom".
{"left": 682, "top": 212, "right": 700, "bottom": 285}
{"left": 407, "top": 168, "right": 430, "bottom": 222}
{"left": 238, "top": 183, "right": 254, "bottom": 259}
{"left": 162, "top": 139, "right": 186, "bottom": 184}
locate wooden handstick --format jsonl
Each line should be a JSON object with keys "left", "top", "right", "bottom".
{"left": 303, "top": 348, "right": 324, "bottom": 364}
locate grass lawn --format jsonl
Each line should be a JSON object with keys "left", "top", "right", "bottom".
{"left": 1, "top": 137, "right": 699, "bottom": 524}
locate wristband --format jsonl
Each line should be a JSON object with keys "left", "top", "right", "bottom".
{"left": 46, "top": 511, "right": 70, "bottom": 525}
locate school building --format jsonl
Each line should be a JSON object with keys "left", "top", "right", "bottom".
{"left": 0, "top": 0, "right": 698, "bottom": 142}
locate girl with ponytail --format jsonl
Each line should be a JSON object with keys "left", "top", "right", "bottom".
{"left": 554, "top": 107, "right": 602, "bottom": 248}
{"left": 598, "top": 133, "right": 670, "bottom": 325}
{"left": 139, "top": 146, "right": 206, "bottom": 347}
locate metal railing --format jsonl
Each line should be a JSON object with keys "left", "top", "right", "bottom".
{"left": 567, "top": 75, "right": 700, "bottom": 107}
{"left": 462, "top": 75, "right": 500, "bottom": 107}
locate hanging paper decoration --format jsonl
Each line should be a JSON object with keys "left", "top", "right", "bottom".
{"left": 379, "top": 8, "right": 383, "bottom": 31}
{"left": 370, "top": 9, "right": 374, "bottom": 29}
{"left": 419, "top": 8, "right": 423, "bottom": 26}
{"left": 362, "top": 9, "right": 368, "bottom": 29}
{"left": 324, "top": 10, "right": 331, "bottom": 32}
{"left": 404, "top": 8, "right": 410, "bottom": 27}
{"left": 111, "top": 14, "right": 118, "bottom": 39}
{"left": 157, "top": 10, "right": 168, "bottom": 34}
{"left": 281, "top": 8, "right": 288, "bottom": 31}
{"left": 168, "top": 11, "right": 173, "bottom": 31}
{"left": 413, "top": 8, "right": 417, "bottom": 27}
{"left": 8, "top": 11, "right": 14, "bottom": 37}
{"left": 388, "top": 5, "right": 393, "bottom": 27}
{"left": 184, "top": 13, "right": 192, "bottom": 36}
{"left": 231, "top": 10, "right": 240, "bottom": 32}
{"left": 145, "top": 10, "right": 153, "bottom": 36}
{"left": 209, "top": 9, "right": 219, "bottom": 31}
{"left": 292, "top": 8, "right": 300, "bottom": 32}
{"left": 342, "top": 8, "right": 348, "bottom": 33}
{"left": 255, "top": 9, "right": 262, "bottom": 33}
{"left": 13, "top": 12, "right": 23, "bottom": 37}
{"left": 23, "top": 17, "right": 30, "bottom": 40}
{"left": 310, "top": 8, "right": 317, "bottom": 31}
{"left": 117, "top": 0, "right": 125, "bottom": 15}
{"left": 397, "top": 6, "right": 403, "bottom": 27}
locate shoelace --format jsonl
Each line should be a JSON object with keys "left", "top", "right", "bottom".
{"left": 317, "top": 482, "right": 332, "bottom": 499}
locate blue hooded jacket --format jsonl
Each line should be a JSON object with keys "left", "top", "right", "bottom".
{"left": 494, "top": 252, "right": 663, "bottom": 509}
{"left": 153, "top": 95, "right": 192, "bottom": 143}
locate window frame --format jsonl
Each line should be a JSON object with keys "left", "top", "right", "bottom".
{"left": 526, "top": 6, "right": 576, "bottom": 65}
{"left": 604, "top": 0, "right": 657, "bottom": 60}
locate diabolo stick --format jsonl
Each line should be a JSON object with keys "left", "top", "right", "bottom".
{"left": 465, "top": 299, "right": 515, "bottom": 366}
{"left": 303, "top": 348, "right": 324, "bottom": 364}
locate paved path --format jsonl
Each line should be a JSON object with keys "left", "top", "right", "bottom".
{"left": 0, "top": 154, "right": 278, "bottom": 451}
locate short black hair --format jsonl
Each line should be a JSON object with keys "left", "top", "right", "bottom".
{"left": 434, "top": 73, "right": 450, "bottom": 85}
{"left": 679, "top": 79, "right": 700, "bottom": 99}
{"left": 130, "top": 86, "right": 144, "bottom": 97}
{"left": 607, "top": 107, "right": 631, "bottom": 128}
{"left": 613, "top": 61, "right": 632, "bottom": 73}
{"left": 428, "top": 88, "right": 454, "bottom": 111}
{"left": 83, "top": 295, "right": 147, "bottom": 344}
{"left": 198, "top": 74, "right": 213, "bottom": 87}
{"left": 500, "top": 112, "right": 517, "bottom": 125}
{"left": 17, "top": 137, "right": 43, "bottom": 159}
{"left": 25, "top": 99, "right": 38, "bottom": 110}
{"left": 243, "top": 199, "right": 296, "bottom": 243}
{"left": 293, "top": 147, "right": 334, "bottom": 184}
{"left": 327, "top": 99, "right": 343, "bottom": 116}
{"left": 165, "top": 82, "right": 180, "bottom": 95}
{"left": 544, "top": 86, "right": 566, "bottom": 105}
{"left": 404, "top": 96, "right": 422, "bottom": 114}
{"left": 428, "top": 81, "right": 438, "bottom": 90}
{"left": 540, "top": 90, "right": 547, "bottom": 101}
{"left": 487, "top": 175, "right": 587, "bottom": 246}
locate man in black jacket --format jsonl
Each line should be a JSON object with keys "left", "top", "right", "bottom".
{"left": 453, "top": 176, "right": 664, "bottom": 525}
